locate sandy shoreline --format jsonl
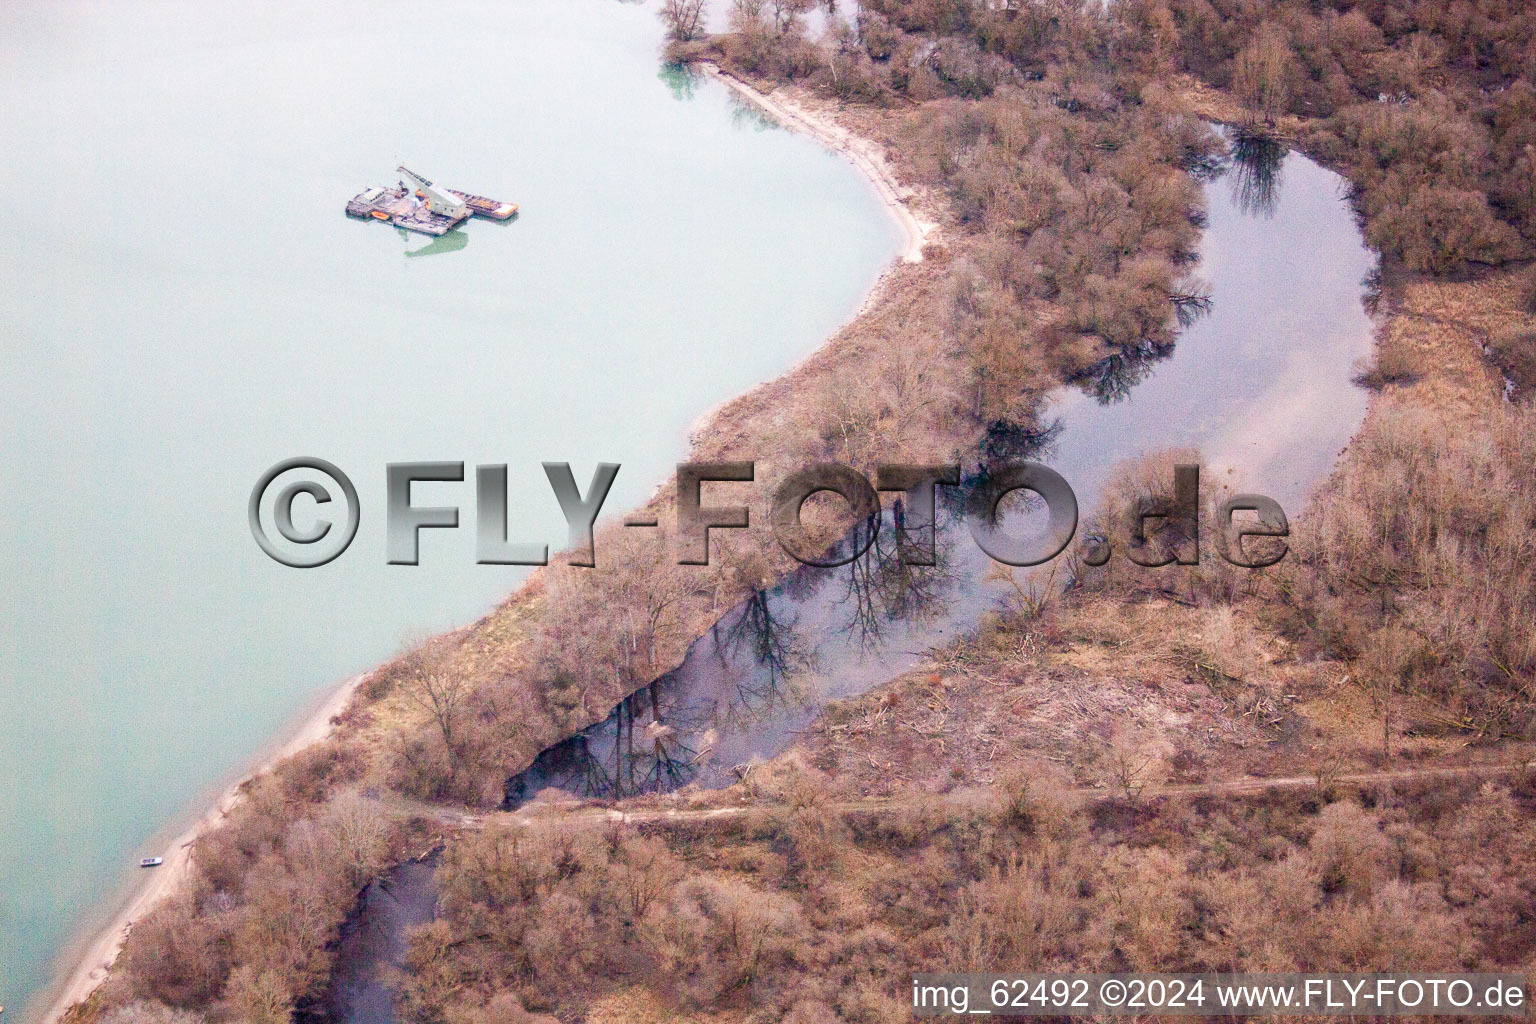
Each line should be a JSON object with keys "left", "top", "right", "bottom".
{"left": 36, "top": 63, "right": 935, "bottom": 1024}
{"left": 702, "top": 63, "right": 935, "bottom": 264}
{"left": 683, "top": 64, "right": 937, "bottom": 445}
{"left": 35, "top": 672, "right": 369, "bottom": 1024}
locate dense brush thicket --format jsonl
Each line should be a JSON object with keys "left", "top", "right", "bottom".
{"left": 905, "top": 95, "right": 1214, "bottom": 419}
{"left": 696, "top": 0, "right": 1223, "bottom": 418}
{"left": 1068, "top": 400, "right": 1536, "bottom": 741}
{"left": 78, "top": 2, "right": 1536, "bottom": 1022}
{"left": 1283, "top": 403, "right": 1536, "bottom": 736}
{"left": 690, "top": 0, "right": 1536, "bottom": 274}
{"left": 396, "top": 773, "right": 1536, "bottom": 1022}
{"left": 111, "top": 746, "right": 403, "bottom": 1024}
{"left": 1163, "top": 0, "right": 1536, "bottom": 274}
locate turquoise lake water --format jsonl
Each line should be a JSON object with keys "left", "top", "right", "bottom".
{"left": 0, "top": 0, "right": 904, "bottom": 1016}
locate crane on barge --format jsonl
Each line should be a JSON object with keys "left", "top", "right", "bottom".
{"left": 345, "top": 166, "right": 518, "bottom": 236}
{"left": 397, "top": 165, "right": 470, "bottom": 220}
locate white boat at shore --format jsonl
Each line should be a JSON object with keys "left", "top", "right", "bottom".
{"left": 138, "top": 857, "right": 163, "bottom": 868}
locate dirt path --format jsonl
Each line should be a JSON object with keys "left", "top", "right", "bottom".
{"left": 49, "top": 753, "right": 1523, "bottom": 1020}
{"left": 427, "top": 758, "right": 1530, "bottom": 833}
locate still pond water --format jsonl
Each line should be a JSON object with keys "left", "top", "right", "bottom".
{"left": 511, "top": 138, "right": 1377, "bottom": 808}
{"left": 330, "top": 138, "right": 1377, "bottom": 1024}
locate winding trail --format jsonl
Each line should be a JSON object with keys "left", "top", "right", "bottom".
{"left": 406, "top": 759, "right": 1532, "bottom": 833}
{"left": 51, "top": 745, "right": 1528, "bottom": 1022}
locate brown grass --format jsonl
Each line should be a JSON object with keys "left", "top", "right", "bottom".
{"left": 68, "top": 1, "right": 1536, "bottom": 1020}
{"left": 391, "top": 772, "right": 1536, "bottom": 1022}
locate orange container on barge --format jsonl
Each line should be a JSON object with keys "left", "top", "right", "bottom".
{"left": 344, "top": 167, "right": 518, "bottom": 235}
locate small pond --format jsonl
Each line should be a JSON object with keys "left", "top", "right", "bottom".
{"left": 509, "top": 133, "right": 1378, "bottom": 804}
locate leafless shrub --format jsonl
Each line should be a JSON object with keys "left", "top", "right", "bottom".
{"left": 996, "top": 765, "right": 1079, "bottom": 839}
{"left": 1308, "top": 800, "right": 1395, "bottom": 899}
{"left": 948, "top": 854, "right": 1083, "bottom": 970}
{"left": 1071, "top": 449, "right": 1258, "bottom": 605}
{"left": 1352, "top": 343, "right": 1421, "bottom": 390}
{"left": 660, "top": 0, "right": 707, "bottom": 42}
{"left": 1097, "top": 726, "right": 1163, "bottom": 801}
{"left": 644, "top": 877, "right": 807, "bottom": 1006}
{"left": 1232, "top": 22, "right": 1294, "bottom": 124}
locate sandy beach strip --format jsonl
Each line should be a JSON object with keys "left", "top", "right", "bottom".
{"left": 701, "top": 63, "right": 936, "bottom": 263}
{"left": 40, "top": 62, "right": 935, "bottom": 1024}
{"left": 682, "top": 63, "right": 939, "bottom": 445}
{"left": 36, "top": 672, "right": 369, "bottom": 1024}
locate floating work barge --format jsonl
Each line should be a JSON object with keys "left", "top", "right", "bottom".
{"left": 345, "top": 165, "right": 518, "bottom": 236}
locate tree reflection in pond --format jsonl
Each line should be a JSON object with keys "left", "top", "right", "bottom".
{"left": 1229, "top": 128, "right": 1287, "bottom": 220}
{"left": 836, "top": 509, "right": 959, "bottom": 649}
{"left": 720, "top": 589, "right": 812, "bottom": 697}
{"left": 506, "top": 508, "right": 963, "bottom": 805}
{"left": 1075, "top": 338, "right": 1178, "bottom": 404}
{"left": 506, "top": 134, "right": 1378, "bottom": 812}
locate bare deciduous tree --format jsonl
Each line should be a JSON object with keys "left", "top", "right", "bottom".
{"left": 661, "top": 0, "right": 707, "bottom": 42}
{"left": 1100, "top": 727, "right": 1161, "bottom": 802}
{"left": 322, "top": 791, "right": 393, "bottom": 887}
{"left": 402, "top": 661, "right": 471, "bottom": 768}
{"left": 768, "top": 0, "right": 812, "bottom": 35}
{"left": 1233, "top": 23, "right": 1293, "bottom": 124}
